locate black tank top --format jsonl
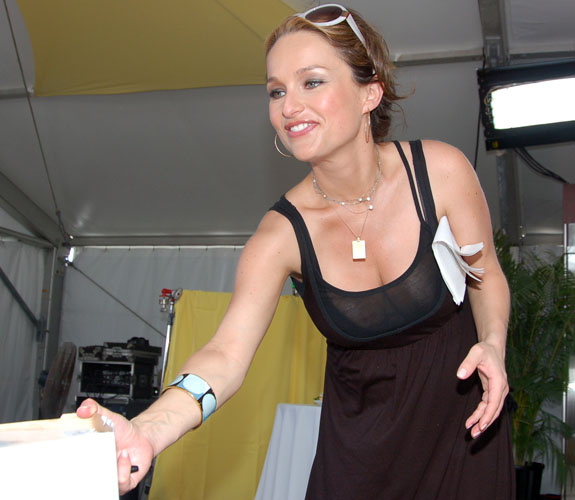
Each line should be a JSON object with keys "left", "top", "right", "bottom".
{"left": 270, "top": 140, "right": 457, "bottom": 349}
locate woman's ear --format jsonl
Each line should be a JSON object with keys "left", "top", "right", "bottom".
{"left": 363, "top": 80, "right": 384, "bottom": 113}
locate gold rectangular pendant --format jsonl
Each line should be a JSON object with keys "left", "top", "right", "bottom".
{"left": 352, "top": 239, "right": 366, "bottom": 261}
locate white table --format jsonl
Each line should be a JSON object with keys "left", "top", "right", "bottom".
{"left": 255, "top": 403, "right": 322, "bottom": 500}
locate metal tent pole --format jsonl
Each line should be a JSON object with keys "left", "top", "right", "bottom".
{"left": 137, "top": 288, "right": 183, "bottom": 500}
{"left": 158, "top": 288, "right": 182, "bottom": 389}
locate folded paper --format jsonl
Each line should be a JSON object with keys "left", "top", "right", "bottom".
{"left": 0, "top": 414, "right": 118, "bottom": 499}
{"left": 432, "top": 216, "right": 484, "bottom": 305}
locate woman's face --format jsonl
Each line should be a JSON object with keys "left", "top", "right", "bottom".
{"left": 266, "top": 31, "right": 370, "bottom": 162}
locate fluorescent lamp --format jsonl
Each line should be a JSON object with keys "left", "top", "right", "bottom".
{"left": 490, "top": 78, "right": 575, "bottom": 130}
{"left": 477, "top": 60, "right": 575, "bottom": 150}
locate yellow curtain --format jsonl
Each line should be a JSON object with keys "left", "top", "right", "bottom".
{"left": 149, "top": 290, "right": 326, "bottom": 500}
{"left": 16, "top": 0, "right": 294, "bottom": 96}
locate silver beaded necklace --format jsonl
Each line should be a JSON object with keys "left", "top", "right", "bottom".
{"left": 312, "top": 147, "right": 382, "bottom": 212}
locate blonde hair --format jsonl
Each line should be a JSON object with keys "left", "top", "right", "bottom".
{"left": 265, "top": 8, "right": 404, "bottom": 142}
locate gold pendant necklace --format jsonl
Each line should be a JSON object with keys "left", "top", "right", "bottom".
{"left": 352, "top": 238, "right": 367, "bottom": 261}
{"left": 334, "top": 208, "right": 370, "bottom": 261}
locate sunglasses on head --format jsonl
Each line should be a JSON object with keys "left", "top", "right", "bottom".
{"left": 296, "top": 4, "right": 367, "bottom": 48}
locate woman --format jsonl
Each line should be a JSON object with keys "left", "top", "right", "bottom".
{"left": 78, "top": 5, "right": 514, "bottom": 498}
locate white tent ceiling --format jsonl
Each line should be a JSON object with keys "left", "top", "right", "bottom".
{"left": 0, "top": 0, "right": 574, "bottom": 247}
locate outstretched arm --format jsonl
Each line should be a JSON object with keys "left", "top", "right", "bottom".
{"left": 424, "top": 140, "right": 510, "bottom": 439}
{"left": 77, "top": 210, "right": 298, "bottom": 493}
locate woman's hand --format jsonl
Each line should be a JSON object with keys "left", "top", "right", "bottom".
{"left": 457, "top": 340, "right": 509, "bottom": 439}
{"left": 76, "top": 398, "right": 154, "bottom": 495}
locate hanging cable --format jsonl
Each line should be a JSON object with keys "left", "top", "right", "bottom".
{"left": 472, "top": 104, "right": 481, "bottom": 172}
{"left": 3, "top": 0, "right": 71, "bottom": 243}
{"left": 473, "top": 56, "right": 487, "bottom": 171}
{"left": 514, "top": 147, "right": 569, "bottom": 184}
{"left": 66, "top": 260, "right": 166, "bottom": 338}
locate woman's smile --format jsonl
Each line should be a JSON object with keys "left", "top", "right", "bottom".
{"left": 286, "top": 121, "right": 317, "bottom": 137}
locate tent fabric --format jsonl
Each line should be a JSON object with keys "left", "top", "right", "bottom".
{"left": 59, "top": 246, "right": 246, "bottom": 352}
{"left": 59, "top": 246, "right": 293, "bottom": 412}
{"left": 150, "top": 290, "right": 326, "bottom": 500}
{"left": 16, "top": 0, "right": 294, "bottom": 96}
{"left": 60, "top": 246, "right": 244, "bottom": 411}
{"left": 0, "top": 240, "right": 46, "bottom": 423}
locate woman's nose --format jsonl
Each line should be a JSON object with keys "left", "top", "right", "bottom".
{"left": 282, "top": 91, "right": 304, "bottom": 118}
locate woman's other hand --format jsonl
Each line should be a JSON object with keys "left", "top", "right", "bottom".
{"left": 76, "top": 398, "right": 154, "bottom": 495}
{"left": 457, "top": 340, "right": 509, "bottom": 439}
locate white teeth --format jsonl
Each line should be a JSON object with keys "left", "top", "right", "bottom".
{"left": 289, "top": 123, "right": 309, "bottom": 132}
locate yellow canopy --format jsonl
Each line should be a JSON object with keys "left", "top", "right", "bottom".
{"left": 17, "top": 0, "right": 294, "bottom": 96}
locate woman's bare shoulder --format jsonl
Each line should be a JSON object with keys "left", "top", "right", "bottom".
{"left": 243, "top": 203, "right": 301, "bottom": 276}
{"left": 419, "top": 140, "right": 483, "bottom": 217}
{"left": 421, "top": 140, "right": 470, "bottom": 169}
{"left": 419, "top": 140, "right": 478, "bottom": 187}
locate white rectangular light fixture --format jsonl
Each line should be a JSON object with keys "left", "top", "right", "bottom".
{"left": 490, "top": 77, "right": 575, "bottom": 130}
{"left": 478, "top": 60, "right": 575, "bottom": 150}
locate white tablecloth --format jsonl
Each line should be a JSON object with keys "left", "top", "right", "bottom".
{"left": 255, "top": 403, "right": 322, "bottom": 500}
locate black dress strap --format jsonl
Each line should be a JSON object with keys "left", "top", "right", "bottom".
{"left": 269, "top": 196, "right": 319, "bottom": 295}
{"left": 392, "top": 141, "right": 425, "bottom": 225}
{"left": 409, "top": 140, "right": 438, "bottom": 229}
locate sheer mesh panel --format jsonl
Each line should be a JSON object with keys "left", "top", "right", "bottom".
{"left": 320, "top": 243, "right": 442, "bottom": 338}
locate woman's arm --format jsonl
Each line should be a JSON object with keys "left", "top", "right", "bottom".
{"left": 77, "top": 209, "right": 299, "bottom": 493}
{"left": 424, "top": 140, "right": 510, "bottom": 439}
{"left": 135, "top": 209, "right": 297, "bottom": 445}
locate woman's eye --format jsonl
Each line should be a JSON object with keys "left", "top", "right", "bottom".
{"left": 305, "top": 79, "right": 323, "bottom": 89}
{"left": 269, "top": 88, "right": 285, "bottom": 99}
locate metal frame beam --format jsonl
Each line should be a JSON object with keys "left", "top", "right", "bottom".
{"left": 0, "top": 264, "right": 42, "bottom": 330}
{"left": 41, "top": 248, "right": 68, "bottom": 375}
{"left": 477, "top": 0, "right": 509, "bottom": 66}
{"left": 0, "top": 225, "right": 53, "bottom": 248}
{"left": 71, "top": 233, "right": 252, "bottom": 247}
{"left": 477, "top": 0, "right": 524, "bottom": 243}
{"left": 0, "top": 170, "right": 64, "bottom": 247}
{"left": 495, "top": 152, "right": 523, "bottom": 245}
{"left": 31, "top": 246, "right": 68, "bottom": 418}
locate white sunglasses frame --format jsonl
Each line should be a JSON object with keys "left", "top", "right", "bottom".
{"left": 296, "top": 3, "right": 367, "bottom": 48}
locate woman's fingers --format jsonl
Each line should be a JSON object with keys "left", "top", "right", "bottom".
{"left": 458, "top": 342, "right": 509, "bottom": 438}
{"left": 117, "top": 449, "right": 135, "bottom": 494}
{"left": 76, "top": 397, "right": 99, "bottom": 418}
{"left": 476, "top": 376, "right": 508, "bottom": 433}
{"left": 465, "top": 398, "right": 487, "bottom": 432}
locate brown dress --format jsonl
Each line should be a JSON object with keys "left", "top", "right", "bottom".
{"left": 270, "top": 141, "right": 515, "bottom": 499}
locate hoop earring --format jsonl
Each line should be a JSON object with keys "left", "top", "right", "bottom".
{"left": 365, "top": 114, "right": 371, "bottom": 143}
{"left": 274, "top": 134, "right": 293, "bottom": 158}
